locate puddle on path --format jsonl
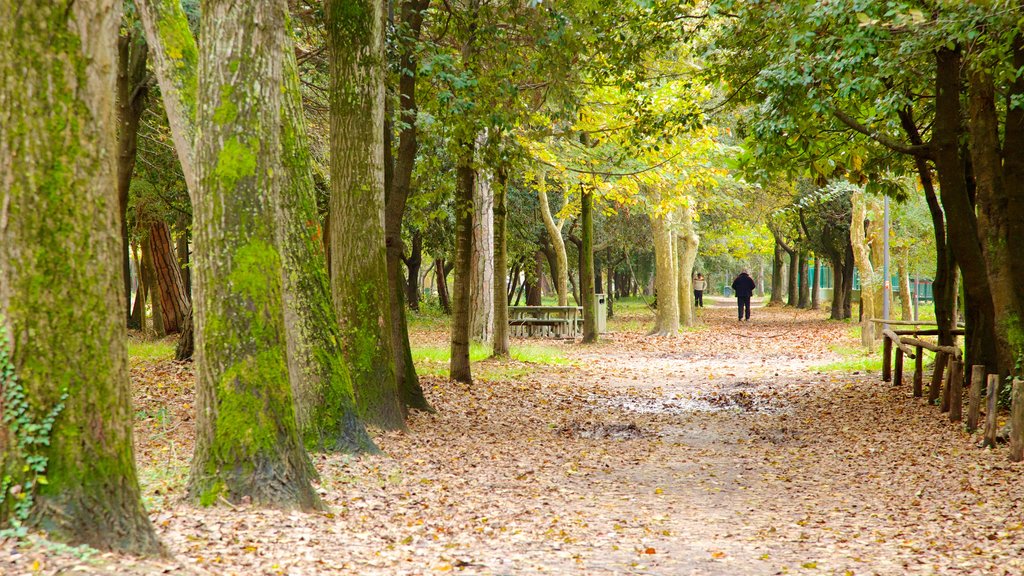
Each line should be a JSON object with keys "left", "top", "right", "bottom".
{"left": 597, "top": 381, "right": 790, "bottom": 415}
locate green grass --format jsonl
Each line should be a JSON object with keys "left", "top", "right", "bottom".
{"left": 128, "top": 339, "right": 175, "bottom": 362}
{"left": 411, "top": 341, "right": 572, "bottom": 379}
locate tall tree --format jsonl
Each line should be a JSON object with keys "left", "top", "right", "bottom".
{"left": 493, "top": 168, "right": 511, "bottom": 355}
{"left": 0, "top": 0, "right": 161, "bottom": 553}
{"left": 385, "top": 0, "right": 432, "bottom": 411}
{"left": 188, "top": 0, "right": 319, "bottom": 508}
{"left": 581, "top": 187, "right": 598, "bottom": 342}
{"left": 470, "top": 167, "right": 495, "bottom": 344}
{"left": 326, "top": 0, "right": 405, "bottom": 426}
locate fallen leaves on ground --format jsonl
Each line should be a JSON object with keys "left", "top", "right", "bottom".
{"left": 3, "top": 301, "right": 1023, "bottom": 575}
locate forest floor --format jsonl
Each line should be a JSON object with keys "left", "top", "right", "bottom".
{"left": 5, "top": 298, "right": 1024, "bottom": 575}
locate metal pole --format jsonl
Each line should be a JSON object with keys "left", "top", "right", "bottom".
{"left": 883, "top": 195, "right": 891, "bottom": 326}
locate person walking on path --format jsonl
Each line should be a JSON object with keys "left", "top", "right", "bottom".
{"left": 693, "top": 273, "right": 706, "bottom": 308}
{"left": 732, "top": 270, "right": 756, "bottom": 321}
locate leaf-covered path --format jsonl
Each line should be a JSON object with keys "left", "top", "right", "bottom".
{"left": 5, "top": 305, "right": 1024, "bottom": 575}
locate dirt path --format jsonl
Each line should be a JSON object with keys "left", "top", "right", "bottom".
{"left": 5, "top": 306, "right": 1024, "bottom": 575}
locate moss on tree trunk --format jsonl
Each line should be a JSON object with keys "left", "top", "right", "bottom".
{"left": 188, "top": 0, "right": 319, "bottom": 510}
{"left": 326, "top": 0, "right": 405, "bottom": 428}
{"left": 0, "top": 0, "right": 161, "bottom": 554}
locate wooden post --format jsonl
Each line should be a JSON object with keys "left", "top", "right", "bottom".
{"left": 1010, "top": 379, "right": 1024, "bottom": 462}
{"left": 929, "top": 351, "right": 947, "bottom": 405}
{"left": 894, "top": 347, "right": 904, "bottom": 386}
{"left": 983, "top": 374, "right": 999, "bottom": 449}
{"left": 912, "top": 347, "right": 923, "bottom": 397}
{"left": 949, "top": 360, "right": 963, "bottom": 422}
{"left": 967, "top": 365, "right": 985, "bottom": 432}
{"left": 941, "top": 358, "right": 954, "bottom": 413}
{"left": 882, "top": 336, "right": 893, "bottom": 382}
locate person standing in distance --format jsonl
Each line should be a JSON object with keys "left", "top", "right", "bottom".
{"left": 731, "top": 270, "right": 756, "bottom": 321}
{"left": 693, "top": 273, "right": 706, "bottom": 308}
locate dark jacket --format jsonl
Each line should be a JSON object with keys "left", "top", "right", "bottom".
{"left": 731, "top": 273, "right": 755, "bottom": 299}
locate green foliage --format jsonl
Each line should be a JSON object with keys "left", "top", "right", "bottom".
{"left": 0, "top": 325, "right": 67, "bottom": 537}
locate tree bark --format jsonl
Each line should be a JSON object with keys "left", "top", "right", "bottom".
{"left": 526, "top": 251, "right": 544, "bottom": 305}
{"left": 968, "top": 65, "right": 1024, "bottom": 376}
{"left": 450, "top": 138, "right": 476, "bottom": 382}
{"left": 141, "top": 229, "right": 166, "bottom": 338}
{"left": 851, "top": 191, "right": 878, "bottom": 350}
{"left": 810, "top": 255, "right": 821, "bottom": 310}
{"left": 676, "top": 201, "right": 699, "bottom": 327}
{"left": 538, "top": 182, "right": 569, "bottom": 306}
{"left": 149, "top": 220, "right": 189, "bottom": 333}
{"left": 493, "top": 169, "right": 511, "bottom": 354}
{"left": 787, "top": 249, "right": 798, "bottom": 307}
{"left": 404, "top": 231, "right": 423, "bottom": 311}
{"left": 385, "top": 0, "right": 431, "bottom": 411}
{"left": 650, "top": 212, "right": 679, "bottom": 336}
{"left": 435, "top": 258, "right": 452, "bottom": 314}
{"left": 0, "top": 0, "right": 161, "bottom": 552}
{"left": 770, "top": 239, "right": 785, "bottom": 305}
{"left": 188, "top": 0, "right": 319, "bottom": 509}
{"left": 934, "top": 47, "right": 999, "bottom": 374}
{"left": 797, "top": 251, "right": 809, "bottom": 309}
{"left": 897, "top": 247, "right": 913, "bottom": 321}
{"left": 581, "top": 188, "right": 597, "bottom": 342}
{"left": 326, "top": 0, "right": 404, "bottom": 426}
{"left": 470, "top": 163, "right": 495, "bottom": 344}
{"left": 117, "top": 31, "right": 149, "bottom": 327}
{"left": 279, "top": 26, "right": 377, "bottom": 450}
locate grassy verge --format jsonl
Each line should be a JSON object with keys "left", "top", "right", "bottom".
{"left": 128, "top": 338, "right": 176, "bottom": 363}
{"left": 411, "top": 341, "right": 572, "bottom": 380}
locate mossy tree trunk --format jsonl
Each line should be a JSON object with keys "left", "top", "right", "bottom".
{"left": 280, "top": 27, "right": 377, "bottom": 451}
{"left": 493, "top": 169, "right": 511, "bottom": 355}
{"left": 188, "top": 0, "right": 319, "bottom": 509}
{"left": 0, "top": 0, "right": 161, "bottom": 553}
{"left": 581, "top": 187, "right": 598, "bottom": 343}
{"left": 326, "top": 0, "right": 405, "bottom": 428}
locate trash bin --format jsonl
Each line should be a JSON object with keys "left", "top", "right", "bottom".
{"left": 595, "top": 293, "right": 607, "bottom": 333}
{"left": 723, "top": 286, "right": 733, "bottom": 297}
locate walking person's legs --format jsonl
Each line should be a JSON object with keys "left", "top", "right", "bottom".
{"left": 742, "top": 296, "right": 751, "bottom": 320}
{"left": 737, "top": 297, "right": 743, "bottom": 320}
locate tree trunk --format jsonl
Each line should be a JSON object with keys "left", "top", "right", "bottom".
{"left": 851, "top": 191, "right": 878, "bottom": 350}
{"left": 0, "top": 0, "right": 161, "bottom": 552}
{"left": 188, "top": 0, "right": 319, "bottom": 509}
{"left": 650, "top": 213, "right": 679, "bottom": 336}
{"left": 385, "top": 0, "right": 430, "bottom": 411}
{"left": 898, "top": 103, "right": 956, "bottom": 347}
{"left": 131, "top": 241, "right": 147, "bottom": 333}
{"left": 470, "top": 163, "right": 495, "bottom": 344}
{"left": 435, "top": 258, "right": 452, "bottom": 314}
{"left": 934, "top": 47, "right": 1000, "bottom": 375}
{"left": 117, "top": 31, "right": 149, "bottom": 326}
{"left": 279, "top": 27, "right": 377, "bottom": 450}
{"left": 538, "top": 183, "right": 569, "bottom": 306}
{"left": 141, "top": 230, "right": 166, "bottom": 338}
{"left": 810, "top": 256, "right": 821, "bottom": 310}
{"left": 526, "top": 251, "right": 544, "bottom": 305}
{"left": 797, "top": 251, "right": 809, "bottom": 309}
{"left": 787, "top": 249, "right": 798, "bottom": 307}
{"left": 897, "top": 247, "right": 913, "bottom": 321}
{"left": 581, "top": 188, "right": 597, "bottom": 342}
{"left": 149, "top": 220, "right": 189, "bottom": 333}
{"left": 326, "top": 0, "right": 404, "bottom": 426}
{"left": 450, "top": 138, "right": 475, "bottom": 383}
{"left": 676, "top": 201, "right": 699, "bottom": 327}
{"left": 493, "top": 170, "right": 511, "bottom": 354}
{"left": 843, "top": 242, "right": 855, "bottom": 319}
{"left": 404, "top": 231, "right": 423, "bottom": 311}
{"left": 968, "top": 65, "right": 1024, "bottom": 376}
{"left": 770, "top": 240, "right": 785, "bottom": 305}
